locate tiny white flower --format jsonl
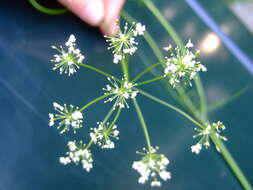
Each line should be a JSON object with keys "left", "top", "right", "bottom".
{"left": 59, "top": 157, "right": 71, "bottom": 165}
{"left": 49, "top": 103, "right": 83, "bottom": 134}
{"left": 113, "top": 54, "right": 122, "bottom": 64}
{"left": 66, "top": 34, "right": 76, "bottom": 45}
{"left": 82, "top": 159, "right": 93, "bottom": 172}
{"left": 186, "top": 39, "right": 194, "bottom": 48}
{"left": 159, "top": 171, "right": 171, "bottom": 180}
{"left": 204, "top": 141, "right": 210, "bottom": 148}
{"left": 134, "top": 23, "right": 146, "bottom": 36}
{"left": 49, "top": 113, "right": 54, "bottom": 126}
{"left": 161, "top": 157, "right": 170, "bottom": 165}
{"left": 203, "top": 125, "right": 211, "bottom": 135}
{"left": 200, "top": 65, "right": 207, "bottom": 72}
{"left": 51, "top": 34, "right": 85, "bottom": 76}
{"left": 139, "top": 175, "right": 148, "bottom": 184}
{"left": 113, "top": 129, "right": 119, "bottom": 136}
{"left": 68, "top": 141, "right": 77, "bottom": 151}
{"left": 163, "top": 44, "right": 172, "bottom": 51}
{"left": 72, "top": 110, "right": 83, "bottom": 120}
{"left": 191, "top": 143, "right": 202, "bottom": 154}
{"left": 151, "top": 180, "right": 161, "bottom": 187}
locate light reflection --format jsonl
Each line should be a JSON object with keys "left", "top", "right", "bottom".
{"left": 162, "top": 6, "right": 175, "bottom": 20}
{"left": 220, "top": 24, "right": 230, "bottom": 35}
{"left": 200, "top": 33, "right": 220, "bottom": 54}
{"left": 183, "top": 21, "right": 195, "bottom": 36}
{"left": 206, "top": 84, "right": 228, "bottom": 106}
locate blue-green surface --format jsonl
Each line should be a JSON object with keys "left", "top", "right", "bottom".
{"left": 0, "top": 1, "right": 252, "bottom": 189}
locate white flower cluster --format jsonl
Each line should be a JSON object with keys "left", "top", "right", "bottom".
{"left": 105, "top": 22, "right": 145, "bottom": 64}
{"left": 90, "top": 122, "right": 119, "bottom": 149}
{"left": 163, "top": 40, "right": 207, "bottom": 87}
{"left": 132, "top": 147, "right": 171, "bottom": 187}
{"left": 51, "top": 34, "right": 85, "bottom": 76}
{"left": 49, "top": 102, "right": 83, "bottom": 134}
{"left": 191, "top": 121, "right": 227, "bottom": 154}
{"left": 59, "top": 141, "right": 93, "bottom": 172}
{"left": 103, "top": 77, "right": 138, "bottom": 109}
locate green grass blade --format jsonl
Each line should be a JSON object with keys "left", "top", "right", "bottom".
{"left": 207, "top": 86, "right": 250, "bottom": 112}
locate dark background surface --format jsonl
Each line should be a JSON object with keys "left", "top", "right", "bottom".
{"left": 0, "top": 0, "right": 252, "bottom": 189}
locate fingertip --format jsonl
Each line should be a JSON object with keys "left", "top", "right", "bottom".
{"left": 57, "top": 0, "right": 104, "bottom": 26}
{"left": 101, "top": 0, "right": 125, "bottom": 36}
{"left": 82, "top": 0, "right": 104, "bottom": 26}
{"left": 100, "top": 15, "right": 119, "bottom": 36}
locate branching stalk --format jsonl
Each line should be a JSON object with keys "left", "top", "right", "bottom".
{"left": 133, "top": 98, "right": 152, "bottom": 151}
{"left": 132, "top": 61, "right": 165, "bottom": 83}
{"left": 78, "top": 63, "right": 120, "bottom": 82}
{"left": 79, "top": 94, "right": 110, "bottom": 112}
{"left": 211, "top": 135, "right": 253, "bottom": 190}
{"left": 136, "top": 75, "right": 164, "bottom": 87}
{"left": 137, "top": 88, "right": 204, "bottom": 129}
{"left": 121, "top": 58, "right": 129, "bottom": 81}
{"left": 108, "top": 108, "right": 122, "bottom": 130}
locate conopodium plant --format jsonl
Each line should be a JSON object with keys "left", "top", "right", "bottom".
{"left": 28, "top": 0, "right": 252, "bottom": 189}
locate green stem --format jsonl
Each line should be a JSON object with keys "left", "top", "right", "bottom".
{"left": 102, "top": 105, "right": 116, "bottom": 124}
{"left": 136, "top": 75, "right": 164, "bottom": 87}
{"left": 132, "top": 99, "right": 152, "bottom": 151}
{"left": 121, "top": 58, "right": 129, "bottom": 81}
{"left": 176, "top": 86, "right": 199, "bottom": 118}
{"left": 86, "top": 140, "right": 93, "bottom": 149}
{"left": 137, "top": 89, "right": 204, "bottom": 129}
{"left": 141, "top": 0, "right": 184, "bottom": 49}
{"left": 120, "top": 53, "right": 153, "bottom": 150}
{"left": 78, "top": 63, "right": 120, "bottom": 82}
{"left": 108, "top": 108, "right": 122, "bottom": 130}
{"left": 211, "top": 135, "right": 253, "bottom": 190}
{"left": 137, "top": 1, "right": 203, "bottom": 117}
{"left": 79, "top": 94, "right": 110, "bottom": 112}
{"left": 28, "top": 0, "right": 67, "bottom": 15}
{"left": 194, "top": 75, "right": 207, "bottom": 119}
{"left": 132, "top": 61, "right": 165, "bottom": 83}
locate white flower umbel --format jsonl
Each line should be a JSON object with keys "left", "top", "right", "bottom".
{"left": 59, "top": 140, "right": 93, "bottom": 172}
{"left": 163, "top": 39, "right": 207, "bottom": 87}
{"left": 90, "top": 122, "right": 119, "bottom": 149}
{"left": 51, "top": 34, "right": 85, "bottom": 76}
{"left": 105, "top": 22, "right": 145, "bottom": 64}
{"left": 191, "top": 121, "right": 228, "bottom": 154}
{"left": 49, "top": 102, "right": 83, "bottom": 134}
{"left": 103, "top": 77, "right": 138, "bottom": 109}
{"left": 132, "top": 147, "right": 171, "bottom": 187}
